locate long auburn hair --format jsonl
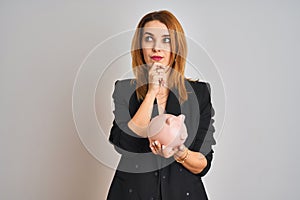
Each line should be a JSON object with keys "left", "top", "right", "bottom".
{"left": 131, "top": 10, "right": 188, "bottom": 104}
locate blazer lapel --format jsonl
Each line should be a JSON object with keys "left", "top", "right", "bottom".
{"left": 165, "top": 88, "right": 181, "bottom": 116}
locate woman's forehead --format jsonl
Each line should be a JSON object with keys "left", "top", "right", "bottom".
{"left": 143, "top": 21, "right": 170, "bottom": 35}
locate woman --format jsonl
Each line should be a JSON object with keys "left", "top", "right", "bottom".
{"left": 107, "top": 10, "right": 215, "bottom": 200}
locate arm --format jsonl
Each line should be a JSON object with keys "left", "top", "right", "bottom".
{"left": 174, "top": 82, "right": 216, "bottom": 175}
{"left": 110, "top": 64, "right": 167, "bottom": 153}
{"left": 174, "top": 146, "right": 208, "bottom": 174}
{"left": 109, "top": 76, "right": 167, "bottom": 154}
{"left": 127, "top": 91, "right": 156, "bottom": 137}
{"left": 109, "top": 80, "right": 151, "bottom": 154}
{"left": 128, "top": 62, "right": 167, "bottom": 137}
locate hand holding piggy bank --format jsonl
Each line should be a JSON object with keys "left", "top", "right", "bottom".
{"left": 147, "top": 114, "right": 188, "bottom": 158}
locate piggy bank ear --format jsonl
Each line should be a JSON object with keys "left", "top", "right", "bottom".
{"left": 179, "top": 114, "right": 185, "bottom": 121}
{"left": 166, "top": 116, "right": 174, "bottom": 126}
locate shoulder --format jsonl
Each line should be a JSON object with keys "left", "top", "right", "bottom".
{"left": 112, "top": 78, "right": 136, "bottom": 100}
{"left": 185, "top": 79, "right": 213, "bottom": 115}
{"left": 114, "top": 78, "right": 136, "bottom": 87}
{"left": 113, "top": 78, "right": 136, "bottom": 91}
{"left": 186, "top": 79, "right": 211, "bottom": 96}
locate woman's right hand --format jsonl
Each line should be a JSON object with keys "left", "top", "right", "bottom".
{"left": 147, "top": 62, "right": 168, "bottom": 96}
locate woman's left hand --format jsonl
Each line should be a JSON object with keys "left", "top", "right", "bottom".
{"left": 149, "top": 140, "right": 178, "bottom": 158}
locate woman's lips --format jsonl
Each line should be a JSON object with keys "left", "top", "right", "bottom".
{"left": 151, "top": 56, "right": 163, "bottom": 61}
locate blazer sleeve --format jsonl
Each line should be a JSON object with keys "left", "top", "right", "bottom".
{"left": 109, "top": 80, "right": 150, "bottom": 155}
{"left": 190, "top": 82, "right": 216, "bottom": 177}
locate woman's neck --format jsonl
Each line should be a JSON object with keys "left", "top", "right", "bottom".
{"left": 156, "top": 88, "right": 169, "bottom": 114}
{"left": 156, "top": 88, "right": 169, "bottom": 100}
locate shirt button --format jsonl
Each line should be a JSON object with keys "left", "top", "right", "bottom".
{"left": 129, "top": 189, "right": 133, "bottom": 193}
{"left": 179, "top": 168, "right": 183, "bottom": 172}
{"left": 186, "top": 192, "right": 190, "bottom": 196}
{"left": 154, "top": 172, "right": 158, "bottom": 176}
{"left": 162, "top": 175, "right": 166, "bottom": 179}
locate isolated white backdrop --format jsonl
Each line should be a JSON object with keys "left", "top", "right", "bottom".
{"left": 1, "top": 0, "right": 299, "bottom": 200}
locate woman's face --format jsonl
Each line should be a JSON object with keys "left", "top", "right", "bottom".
{"left": 141, "top": 20, "right": 171, "bottom": 67}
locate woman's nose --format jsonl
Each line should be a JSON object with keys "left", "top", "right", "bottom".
{"left": 152, "top": 41, "right": 162, "bottom": 52}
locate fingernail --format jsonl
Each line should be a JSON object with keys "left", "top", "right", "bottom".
{"left": 154, "top": 141, "right": 158, "bottom": 145}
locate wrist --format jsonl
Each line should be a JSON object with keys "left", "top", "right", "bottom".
{"left": 174, "top": 148, "right": 190, "bottom": 164}
{"left": 145, "top": 91, "right": 156, "bottom": 100}
{"left": 174, "top": 145, "right": 186, "bottom": 158}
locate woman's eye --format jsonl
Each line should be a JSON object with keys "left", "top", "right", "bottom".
{"left": 163, "top": 37, "right": 171, "bottom": 43}
{"left": 145, "top": 36, "right": 153, "bottom": 42}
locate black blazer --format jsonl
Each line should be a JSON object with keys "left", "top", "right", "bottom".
{"left": 107, "top": 79, "right": 216, "bottom": 200}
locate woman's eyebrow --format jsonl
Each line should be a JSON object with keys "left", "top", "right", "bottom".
{"left": 144, "top": 32, "right": 170, "bottom": 37}
{"left": 144, "top": 32, "right": 154, "bottom": 36}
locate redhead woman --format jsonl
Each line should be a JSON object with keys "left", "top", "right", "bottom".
{"left": 107, "top": 10, "right": 216, "bottom": 200}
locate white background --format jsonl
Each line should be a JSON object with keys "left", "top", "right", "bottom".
{"left": 1, "top": 0, "right": 299, "bottom": 199}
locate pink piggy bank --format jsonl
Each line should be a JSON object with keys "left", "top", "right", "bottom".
{"left": 147, "top": 114, "right": 188, "bottom": 158}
